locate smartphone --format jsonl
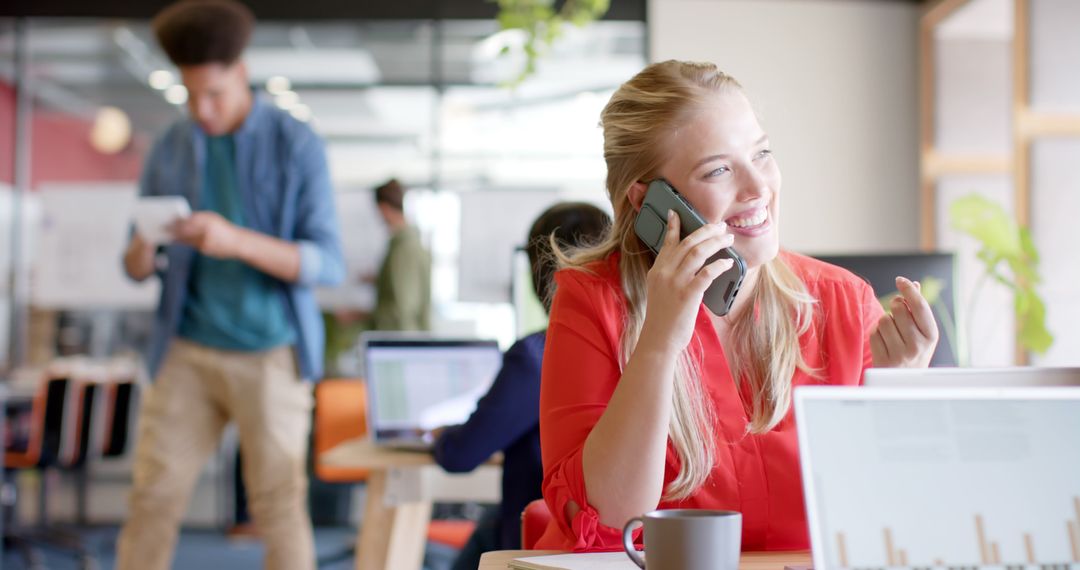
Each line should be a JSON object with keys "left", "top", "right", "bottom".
{"left": 633, "top": 178, "right": 746, "bottom": 316}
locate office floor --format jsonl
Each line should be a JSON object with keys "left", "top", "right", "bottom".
{"left": 1, "top": 525, "right": 459, "bottom": 570}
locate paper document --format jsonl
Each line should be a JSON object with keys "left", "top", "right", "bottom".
{"left": 510, "top": 552, "right": 639, "bottom": 570}
{"left": 132, "top": 196, "right": 191, "bottom": 245}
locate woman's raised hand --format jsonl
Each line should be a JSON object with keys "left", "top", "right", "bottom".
{"left": 870, "top": 276, "right": 939, "bottom": 368}
{"left": 639, "top": 211, "right": 735, "bottom": 354}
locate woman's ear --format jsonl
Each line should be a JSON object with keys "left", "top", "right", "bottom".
{"left": 628, "top": 180, "right": 648, "bottom": 212}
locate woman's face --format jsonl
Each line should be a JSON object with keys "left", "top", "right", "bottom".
{"left": 651, "top": 90, "right": 781, "bottom": 269}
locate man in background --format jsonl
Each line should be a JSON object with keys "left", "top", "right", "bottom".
{"left": 370, "top": 178, "right": 432, "bottom": 331}
{"left": 119, "top": 1, "right": 344, "bottom": 568}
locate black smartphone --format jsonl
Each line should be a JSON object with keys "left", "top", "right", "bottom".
{"left": 633, "top": 178, "right": 746, "bottom": 316}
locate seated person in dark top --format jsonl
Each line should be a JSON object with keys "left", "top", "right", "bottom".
{"left": 431, "top": 201, "right": 610, "bottom": 568}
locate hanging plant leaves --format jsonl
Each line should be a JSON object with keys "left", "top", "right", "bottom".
{"left": 493, "top": 0, "right": 611, "bottom": 86}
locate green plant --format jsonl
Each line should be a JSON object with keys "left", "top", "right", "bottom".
{"left": 950, "top": 194, "right": 1053, "bottom": 362}
{"left": 493, "top": 0, "right": 611, "bottom": 85}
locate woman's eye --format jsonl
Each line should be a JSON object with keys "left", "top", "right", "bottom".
{"left": 706, "top": 166, "right": 729, "bottom": 178}
{"left": 755, "top": 149, "right": 773, "bottom": 160}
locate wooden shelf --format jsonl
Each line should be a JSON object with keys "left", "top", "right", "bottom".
{"left": 921, "top": 151, "right": 1012, "bottom": 179}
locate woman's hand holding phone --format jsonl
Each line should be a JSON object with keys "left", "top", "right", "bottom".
{"left": 639, "top": 211, "right": 736, "bottom": 355}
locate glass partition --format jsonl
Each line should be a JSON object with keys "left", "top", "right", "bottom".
{"left": 0, "top": 15, "right": 645, "bottom": 370}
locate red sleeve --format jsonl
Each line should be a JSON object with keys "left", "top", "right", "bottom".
{"left": 860, "top": 279, "right": 886, "bottom": 379}
{"left": 537, "top": 268, "right": 635, "bottom": 551}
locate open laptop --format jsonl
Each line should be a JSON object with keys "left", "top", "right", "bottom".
{"left": 795, "top": 385, "right": 1080, "bottom": 570}
{"left": 864, "top": 366, "right": 1080, "bottom": 388}
{"left": 362, "top": 334, "right": 502, "bottom": 451}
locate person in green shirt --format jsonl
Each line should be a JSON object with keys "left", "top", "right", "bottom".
{"left": 371, "top": 178, "right": 432, "bottom": 331}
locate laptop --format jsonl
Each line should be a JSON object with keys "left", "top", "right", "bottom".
{"left": 795, "top": 385, "right": 1080, "bottom": 570}
{"left": 864, "top": 366, "right": 1080, "bottom": 388}
{"left": 361, "top": 334, "right": 502, "bottom": 451}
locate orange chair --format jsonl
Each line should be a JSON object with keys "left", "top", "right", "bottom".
{"left": 313, "top": 378, "right": 370, "bottom": 483}
{"left": 4, "top": 379, "right": 50, "bottom": 470}
{"left": 312, "top": 379, "right": 476, "bottom": 559}
{"left": 521, "top": 498, "right": 553, "bottom": 549}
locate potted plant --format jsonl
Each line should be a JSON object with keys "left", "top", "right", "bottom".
{"left": 949, "top": 194, "right": 1052, "bottom": 364}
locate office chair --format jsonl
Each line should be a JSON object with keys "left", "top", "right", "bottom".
{"left": 311, "top": 378, "right": 475, "bottom": 567}
{"left": 520, "top": 499, "right": 552, "bottom": 550}
{"left": 98, "top": 379, "right": 137, "bottom": 458}
{"left": 4, "top": 374, "right": 101, "bottom": 570}
{"left": 812, "top": 252, "right": 958, "bottom": 366}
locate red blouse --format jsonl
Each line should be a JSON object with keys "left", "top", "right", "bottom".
{"left": 536, "top": 251, "right": 884, "bottom": 551}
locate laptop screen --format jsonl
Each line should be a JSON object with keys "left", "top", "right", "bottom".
{"left": 795, "top": 387, "right": 1080, "bottom": 570}
{"left": 363, "top": 337, "right": 502, "bottom": 440}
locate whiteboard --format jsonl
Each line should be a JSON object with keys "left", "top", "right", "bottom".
{"left": 457, "top": 190, "right": 561, "bottom": 303}
{"left": 0, "top": 185, "right": 42, "bottom": 367}
{"left": 32, "top": 183, "right": 159, "bottom": 309}
{"left": 0, "top": 184, "right": 40, "bottom": 282}
{"left": 313, "top": 186, "right": 384, "bottom": 310}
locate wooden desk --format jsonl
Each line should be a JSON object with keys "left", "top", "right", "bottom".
{"left": 478, "top": 550, "right": 813, "bottom": 569}
{"left": 320, "top": 437, "right": 501, "bottom": 570}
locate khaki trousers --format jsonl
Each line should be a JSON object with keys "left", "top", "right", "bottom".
{"left": 116, "top": 339, "right": 315, "bottom": 570}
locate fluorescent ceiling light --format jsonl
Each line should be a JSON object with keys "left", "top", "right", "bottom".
{"left": 290, "top": 104, "right": 313, "bottom": 122}
{"left": 266, "top": 75, "right": 292, "bottom": 95}
{"left": 164, "top": 85, "right": 188, "bottom": 105}
{"left": 473, "top": 28, "right": 527, "bottom": 61}
{"left": 275, "top": 90, "right": 301, "bottom": 109}
{"left": 148, "top": 69, "right": 175, "bottom": 90}
{"left": 246, "top": 48, "right": 381, "bottom": 85}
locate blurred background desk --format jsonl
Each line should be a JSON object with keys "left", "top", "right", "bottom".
{"left": 320, "top": 437, "right": 501, "bottom": 570}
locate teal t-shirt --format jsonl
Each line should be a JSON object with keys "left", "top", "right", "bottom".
{"left": 178, "top": 135, "right": 296, "bottom": 351}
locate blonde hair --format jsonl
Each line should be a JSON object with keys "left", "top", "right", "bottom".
{"left": 558, "top": 60, "right": 816, "bottom": 500}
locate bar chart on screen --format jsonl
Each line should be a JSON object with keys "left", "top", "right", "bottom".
{"left": 800, "top": 394, "right": 1080, "bottom": 570}
{"left": 833, "top": 500, "right": 1080, "bottom": 569}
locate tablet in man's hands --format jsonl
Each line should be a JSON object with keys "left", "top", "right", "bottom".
{"left": 132, "top": 196, "right": 191, "bottom": 245}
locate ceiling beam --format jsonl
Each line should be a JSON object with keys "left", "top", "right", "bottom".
{"left": 2, "top": 0, "right": 646, "bottom": 22}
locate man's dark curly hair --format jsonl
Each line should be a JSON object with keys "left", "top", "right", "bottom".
{"left": 152, "top": 0, "right": 254, "bottom": 66}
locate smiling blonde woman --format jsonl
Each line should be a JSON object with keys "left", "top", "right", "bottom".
{"left": 536, "top": 60, "right": 938, "bottom": 552}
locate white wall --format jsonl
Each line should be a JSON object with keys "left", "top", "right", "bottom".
{"left": 648, "top": 0, "right": 921, "bottom": 254}
{"left": 1031, "top": 0, "right": 1080, "bottom": 113}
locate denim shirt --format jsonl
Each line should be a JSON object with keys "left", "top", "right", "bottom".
{"left": 136, "top": 95, "right": 345, "bottom": 380}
